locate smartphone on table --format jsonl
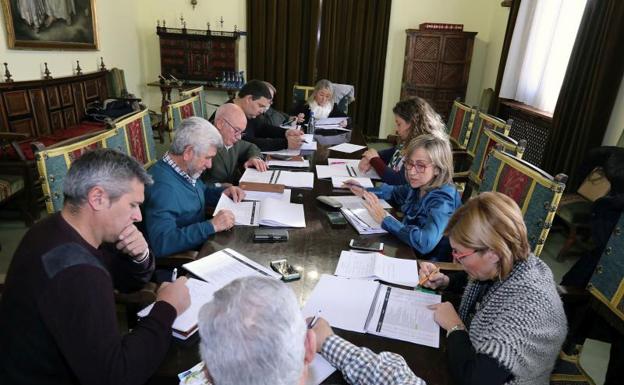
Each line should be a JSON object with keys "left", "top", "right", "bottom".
{"left": 349, "top": 238, "right": 384, "bottom": 252}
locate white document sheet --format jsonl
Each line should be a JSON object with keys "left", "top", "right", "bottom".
{"left": 314, "top": 125, "right": 351, "bottom": 132}
{"left": 183, "top": 248, "right": 281, "bottom": 287}
{"left": 331, "top": 176, "right": 374, "bottom": 189}
{"left": 301, "top": 134, "right": 318, "bottom": 151}
{"left": 306, "top": 355, "right": 336, "bottom": 385}
{"left": 340, "top": 207, "right": 387, "bottom": 235}
{"left": 366, "top": 285, "right": 441, "bottom": 348}
{"left": 317, "top": 117, "right": 348, "bottom": 126}
{"left": 327, "top": 158, "right": 381, "bottom": 179}
{"left": 240, "top": 168, "right": 315, "bottom": 188}
{"left": 330, "top": 195, "right": 392, "bottom": 210}
{"left": 302, "top": 274, "right": 380, "bottom": 333}
{"left": 261, "top": 149, "right": 301, "bottom": 157}
{"left": 138, "top": 278, "right": 218, "bottom": 339}
{"left": 258, "top": 198, "right": 306, "bottom": 227}
{"left": 334, "top": 251, "right": 419, "bottom": 287}
{"left": 243, "top": 189, "right": 292, "bottom": 202}
{"left": 328, "top": 143, "right": 366, "bottom": 153}
{"left": 267, "top": 159, "right": 310, "bottom": 168}
{"left": 214, "top": 194, "right": 260, "bottom": 226}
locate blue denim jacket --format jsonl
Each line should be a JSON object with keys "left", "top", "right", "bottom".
{"left": 372, "top": 183, "right": 461, "bottom": 261}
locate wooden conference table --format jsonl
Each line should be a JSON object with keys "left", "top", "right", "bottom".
{"left": 150, "top": 130, "right": 451, "bottom": 385}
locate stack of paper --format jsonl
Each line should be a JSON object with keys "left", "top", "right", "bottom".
{"left": 261, "top": 149, "right": 301, "bottom": 157}
{"left": 215, "top": 194, "right": 305, "bottom": 227}
{"left": 329, "top": 195, "right": 392, "bottom": 210}
{"left": 240, "top": 168, "right": 314, "bottom": 189}
{"left": 328, "top": 143, "right": 366, "bottom": 153}
{"left": 334, "top": 250, "right": 419, "bottom": 287}
{"left": 331, "top": 176, "right": 374, "bottom": 189}
{"left": 341, "top": 207, "right": 387, "bottom": 234}
{"left": 315, "top": 117, "right": 350, "bottom": 132}
{"left": 327, "top": 158, "right": 381, "bottom": 179}
{"left": 267, "top": 159, "right": 310, "bottom": 168}
{"left": 243, "top": 189, "right": 292, "bottom": 202}
{"left": 302, "top": 275, "right": 441, "bottom": 348}
{"left": 138, "top": 278, "right": 218, "bottom": 340}
{"left": 301, "top": 133, "right": 317, "bottom": 151}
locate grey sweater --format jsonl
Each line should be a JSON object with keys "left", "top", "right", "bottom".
{"left": 201, "top": 140, "right": 261, "bottom": 185}
{"left": 459, "top": 255, "right": 567, "bottom": 385}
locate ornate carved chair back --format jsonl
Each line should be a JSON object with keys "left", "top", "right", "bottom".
{"left": 292, "top": 84, "right": 315, "bottom": 110}
{"left": 166, "top": 95, "right": 201, "bottom": 141}
{"left": 35, "top": 129, "right": 126, "bottom": 213}
{"left": 179, "top": 86, "right": 206, "bottom": 119}
{"left": 479, "top": 147, "right": 567, "bottom": 256}
{"left": 588, "top": 212, "right": 624, "bottom": 324}
{"left": 469, "top": 128, "right": 526, "bottom": 187}
{"left": 112, "top": 109, "right": 157, "bottom": 169}
{"left": 466, "top": 111, "right": 512, "bottom": 157}
{"left": 446, "top": 99, "right": 476, "bottom": 149}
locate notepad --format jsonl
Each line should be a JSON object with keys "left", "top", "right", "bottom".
{"left": 327, "top": 158, "right": 381, "bottom": 179}
{"left": 341, "top": 207, "right": 388, "bottom": 234}
{"left": 302, "top": 275, "right": 441, "bottom": 348}
{"left": 331, "top": 176, "right": 374, "bottom": 189}
{"left": 240, "top": 168, "right": 315, "bottom": 188}
{"left": 215, "top": 194, "right": 305, "bottom": 227}
{"left": 334, "top": 250, "right": 419, "bottom": 287}
{"left": 267, "top": 159, "right": 310, "bottom": 168}
{"left": 329, "top": 195, "right": 392, "bottom": 210}
{"left": 328, "top": 143, "right": 366, "bottom": 153}
{"left": 183, "top": 248, "right": 281, "bottom": 288}
{"left": 138, "top": 278, "right": 218, "bottom": 340}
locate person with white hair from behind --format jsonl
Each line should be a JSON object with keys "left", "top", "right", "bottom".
{"left": 197, "top": 276, "right": 426, "bottom": 385}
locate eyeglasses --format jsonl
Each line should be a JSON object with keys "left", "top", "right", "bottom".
{"left": 405, "top": 160, "right": 433, "bottom": 173}
{"left": 452, "top": 248, "right": 485, "bottom": 260}
{"left": 222, "top": 118, "right": 245, "bottom": 136}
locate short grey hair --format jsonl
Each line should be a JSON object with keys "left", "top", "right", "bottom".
{"left": 198, "top": 276, "right": 306, "bottom": 385}
{"left": 63, "top": 148, "right": 153, "bottom": 207}
{"left": 170, "top": 117, "right": 223, "bottom": 156}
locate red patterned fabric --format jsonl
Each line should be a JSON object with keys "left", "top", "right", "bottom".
{"left": 496, "top": 164, "right": 531, "bottom": 207}
{"left": 68, "top": 142, "right": 101, "bottom": 163}
{"left": 450, "top": 109, "right": 465, "bottom": 140}
{"left": 180, "top": 103, "right": 195, "bottom": 119}
{"left": 125, "top": 118, "right": 147, "bottom": 165}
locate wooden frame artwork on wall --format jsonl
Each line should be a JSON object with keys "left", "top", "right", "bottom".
{"left": 1, "top": 0, "right": 99, "bottom": 50}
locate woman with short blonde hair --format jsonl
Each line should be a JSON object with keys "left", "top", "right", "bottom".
{"left": 350, "top": 134, "right": 461, "bottom": 261}
{"left": 291, "top": 79, "right": 347, "bottom": 124}
{"left": 421, "top": 192, "right": 566, "bottom": 385}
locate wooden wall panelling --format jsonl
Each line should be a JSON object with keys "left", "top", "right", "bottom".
{"left": 28, "top": 89, "right": 51, "bottom": 135}
{"left": 59, "top": 84, "right": 73, "bottom": 107}
{"left": 3, "top": 91, "right": 31, "bottom": 117}
{"left": 46, "top": 87, "right": 60, "bottom": 109}
{"left": 72, "top": 82, "right": 86, "bottom": 122}
{"left": 84, "top": 79, "right": 99, "bottom": 99}
{"left": 63, "top": 108, "right": 77, "bottom": 127}
{"left": 49, "top": 111, "right": 64, "bottom": 132}
{"left": 10, "top": 118, "right": 35, "bottom": 136}
{"left": 0, "top": 94, "right": 9, "bottom": 131}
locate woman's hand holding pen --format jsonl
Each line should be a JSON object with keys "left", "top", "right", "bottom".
{"left": 418, "top": 262, "right": 449, "bottom": 290}
{"left": 358, "top": 157, "right": 371, "bottom": 172}
{"left": 344, "top": 179, "right": 365, "bottom": 196}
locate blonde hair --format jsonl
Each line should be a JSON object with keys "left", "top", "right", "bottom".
{"left": 404, "top": 134, "right": 454, "bottom": 191}
{"left": 393, "top": 97, "right": 446, "bottom": 147}
{"left": 307, "top": 79, "right": 333, "bottom": 104}
{"left": 445, "top": 192, "right": 530, "bottom": 279}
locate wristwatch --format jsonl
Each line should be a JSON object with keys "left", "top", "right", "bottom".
{"left": 446, "top": 323, "right": 466, "bottom": 337}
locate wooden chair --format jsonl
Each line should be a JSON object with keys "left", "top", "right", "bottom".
{"left": 446, "top": 99, "right": 477, "bottom": 150}
{"left": 179, "top": 86, "right": 207, "bottom": 119}
{"left": 165, "top": 94, "right": 202, "bottom": 141}
{"left": 466, "top": 111, "right": 512, "bottom": 158}
{"left": 479, "top": 146, "right": 567, "bottom": 256}
{"left": 112, "top": 109, "right": 158, "bottom": 169}
{"left": 292, "top": 84, "right": 315, "bottom": 111}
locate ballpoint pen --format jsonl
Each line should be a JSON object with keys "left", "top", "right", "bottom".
{"left": 171, "top": 268, "right": 177, "bottom": 281}
{"left": 307, "top": 310, "right": 322, "bottom": 329}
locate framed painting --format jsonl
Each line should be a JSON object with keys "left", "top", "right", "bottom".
{"left": 1, "top": 0, "right": 98, "bottom": 49}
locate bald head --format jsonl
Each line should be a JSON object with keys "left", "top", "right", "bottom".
{"left": 214, "top": 103, "right": 247, "bottom": 146}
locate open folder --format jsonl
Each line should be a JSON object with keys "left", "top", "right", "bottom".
{"left": 240, "top": 168, "right": 315, "bottom": 189}
{"left": 303, "top": 275, "right": 441, "bottom": 348}
{"left": 330, "top": 195, "right": 391, "bottom": 235}
{"left": 215, "top": 194, "right": 306, "bottom": 227}
{"left": 334, "top": 250, "right": 419, "bottom": 287}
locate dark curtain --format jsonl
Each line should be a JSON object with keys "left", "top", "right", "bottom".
{"left": 246, "top": 0, "right": 320, "bottom": 111}
{"left": 542, "top": 0, "right": 624, "bottom": 189}
{"left": 317, "top": 0, "right": 392, "bottom": 137}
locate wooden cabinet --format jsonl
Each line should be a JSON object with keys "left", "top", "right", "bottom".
{"left": 157, "top": 27, "right": 240, "bottom": 81}
{"left": 401, "top": 29, "right": 477, "bottom": 121}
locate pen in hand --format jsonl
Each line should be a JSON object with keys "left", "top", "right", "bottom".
{"left": 307, "top": 310, "right": 322, "bottom": 329}
{"left": 171, "top": 268, "right": 178, "bottom": 282}
{"left": 418, "top": 267, "right": 439, "bottom": 287}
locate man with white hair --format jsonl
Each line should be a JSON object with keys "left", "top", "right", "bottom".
{"left": 143, "top": 117, "right": 245, "bottom": 258}
{"left": 198, "top": 276, "right": 426, "bottom": 385}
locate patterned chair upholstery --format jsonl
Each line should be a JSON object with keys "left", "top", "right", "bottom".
{"left": 112, "top": 109, "right": 158, "bottom": 169}
{"left": 479, "top": 147, "right": 567, "bottom": 256}
{"left": 466, "top": 111, "right": 512, "bottom": 157}
{"left": 166, "top": 94, "right": 202, "bottom": 141}
{"left": 179, "top": 86, "right": 206, "bottom": 119}
{"left": 446, "top": 100, "right": 477, "bottom": 149}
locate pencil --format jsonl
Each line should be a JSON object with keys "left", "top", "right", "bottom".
{"left": 418, "top": 267, "right": 439, "bottom": 287}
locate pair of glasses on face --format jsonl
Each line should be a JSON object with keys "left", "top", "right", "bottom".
{"left": 404, "top": 160, "right": 432, "bottom": 173}
{"left": 452, "top": 248, "right": 486, "bottom": 261}
{"left": 222, "top": 118, "right": 244, "bottom": 136}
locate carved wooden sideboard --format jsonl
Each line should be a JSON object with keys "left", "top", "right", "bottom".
{"left": 0, "top": 71, "right": 109, "bottom": 137}
{"left": 400, "top": 29, "right": 477, "bottom": 121}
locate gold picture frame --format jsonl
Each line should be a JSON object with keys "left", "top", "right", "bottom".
{"left": 1, "top": 0, "right": 99, "bottom": 50}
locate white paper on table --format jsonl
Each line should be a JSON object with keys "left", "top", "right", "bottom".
{"left": 316, "top": 165, "right": 359, "bottom": 179}
{"left": 306, "top": 354, "right": 337, "bottom": 385}
{"left": 302, "top": 274, "right": 380, "bottom": 333}
{"left": 366, "top": 285, "right": 441, "bottom": 348}
{"left": 316, "top": 117, "right": 348, "bottom": 126}
{"left": 328, "top": 143, "right": 366, "bottom": 153}
{"left": 178, "top": 362, "right": 211, "bottom": 385}
{"left": 331, "top": 176, "right": 374, "bottom": 189}
{"left": 340, "top": 207, "right": 387, "bottom": 235}
{"left": 240, "top": 169, "right": 315, "bottom": 188}
{"left": 327, "top": 158, "right": 381, "bottom": 179}
{"left": 267, "top": 159, "right": 310, "bottom": 168}
{"left": 258, "top": 198, "right": 306, "bottom": 228}
{"left": 183, "top": 248, "right": 281, "bottom": 288}
{"left": 301, "top": 134, "right": 317, "bottom": 151}
{"left": 214, "top": 194, "right": 260, "bottom": 226}
{"left": 262, "top": 149, "right": 301, "bottom": 157}
{"left": 330, "top": 195, "right": 392, "bottom": 210}
{"left": 334, "top": 250, "right": 419, "bottom": 287}
{"left": 314, "top": 125, "right": 351, "bottom": 132}
{"left": 138, "top": 278, "right": 218, "bottom": 338}
{"left": 243, "top": 189, "right": 292, "bottom": 202}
